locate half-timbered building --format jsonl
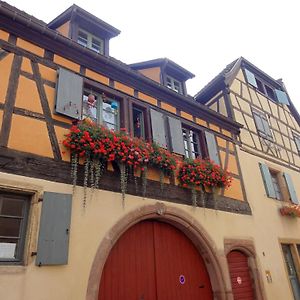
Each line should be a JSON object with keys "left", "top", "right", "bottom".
{"left": 0, "top": 1, "right": 299, "bottom": 300}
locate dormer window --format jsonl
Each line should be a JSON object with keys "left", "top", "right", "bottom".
{"left": 166, "top": 75, "right": 183, "bottom": 94}
{"left": 77, "top": 29, "right": 104, "bottom": 54}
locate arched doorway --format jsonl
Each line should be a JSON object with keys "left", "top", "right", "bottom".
{"left": 98, "top": 220, "right": 213, "bottom": 299}
{"left": 227, "top": 250, "right": 255, "bottom": 300}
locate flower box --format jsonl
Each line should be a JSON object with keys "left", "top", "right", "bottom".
{"left": 279, "top": 205, "right": 300, "bottom": 218}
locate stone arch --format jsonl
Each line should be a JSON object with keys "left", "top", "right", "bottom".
{"left": 224, "top": 239, "right": 266, "bottom": 300}
{"left": 86, "top": 202, "right": 228, "bottom": 300}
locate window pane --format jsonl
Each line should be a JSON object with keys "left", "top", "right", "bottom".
{"left": 82, "top": 94, "right": 97, "bottom": 120}
{"left": 265, "top": 85, "right": 276, "bottom": 101}
{"left": 0, "top": 217, "right": 22, "bottom": 237}
{"left": 91, "top": 38, "right": 102, "bottom": 53}
{"left": 0, "top": 198, "right": 24, "bottom": 216}
{"left": 256, "top": 79, "right": 265, "bottom": 94}
{"left": 103, "top": 101, "right": 119, "bottom": 130}
{"left": 133, "top": 108, "right": 145, "bottom": 138}
{"left": 0, "top": 240, "right": 18, "bottom": 259}
{"left": 270, "top": 172, "right": 282, "bottom": 200}
{"left": 77, "top": 31, "right": 88, "bottom": 47}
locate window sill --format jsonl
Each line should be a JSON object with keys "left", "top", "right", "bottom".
{"left": 0, "top": 265, "right": 26, "bottom": 274}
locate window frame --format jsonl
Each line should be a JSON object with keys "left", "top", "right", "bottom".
{"left": 0, "top": 191, "right": 31, "bottom": 265}
{"left": 165, "top": 75, "right": 183, "bottom": 94}
{"left": 293, "top": 133, "right": 300, "bottom": 155}
{"left": 77, "top": 28, "right": 104, "bottom": 54}
{"left": 182, "top": 127, "right": 202, "bottom": 159}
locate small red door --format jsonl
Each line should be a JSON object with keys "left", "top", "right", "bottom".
{"left": 99, "top": 220, "right": 213, "bottom": 300}
{"left": 227, "top": 250, "right": 255, "bottom": 300}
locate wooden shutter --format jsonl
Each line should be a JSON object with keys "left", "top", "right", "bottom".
{"left": 167, "top": 116, "right": 185, "bottom": 155}
{"left": 283, "top": 173, "right": 299, "bottom": 204}
{"left": 55, "top": 68, "right": 83, "bottom": 119}
{"left": 205, "top": 131, "right": 220, "bottom": 164}
{"left": 244, "top": 69, "right": 258, "bottom": 88}
{"left": 275, "top": 89, "right": 290, "bottom": 105}
{"left": 150, "top": 109, "right": 167, "bottom": 148}
{"left": 259, "top": 163, "right": 276, "bottom": 198}
{"left": 36, "top": 192, "right": 72, "bottom": 266}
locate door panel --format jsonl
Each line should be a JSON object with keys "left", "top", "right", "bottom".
{"left": 99, "top": 220, "right": 213, "bottom": 300}
{"left": 227, "top": 251, "right": 254, "bottom": 300}
{"left": 99, "top": 221, "right": 157, "bottom": 300}
{"left": 154, "top": 221, "right": 213, "bottom": 300}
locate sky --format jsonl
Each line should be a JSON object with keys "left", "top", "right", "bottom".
{"left": 6, "top": 0, "right": 300, "bottom": 112}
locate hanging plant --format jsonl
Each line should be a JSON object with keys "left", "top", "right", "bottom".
{"left": 177, "top": 158, "right": 232, "bottom": 207}
{"left": 150, "top": 142, "right": 177, "bottom": 190}
{"left": 279, "top": 204, "right": 300, "bottom": 218}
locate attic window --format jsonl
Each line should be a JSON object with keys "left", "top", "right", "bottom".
{"left": 166, "top": 75, "right": 183, "bottom": 94}
{"left": 244, "top": 69, "right": 289, "bottom": 105}
{"left": 77, "top": 29, "right": 104, "bottom": 54}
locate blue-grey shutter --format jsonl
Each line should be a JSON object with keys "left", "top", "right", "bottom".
{"left": 55, "top": 68, "right": 83, "bottom": 119}
{"left": 283, "top": 173, "right": 299, "bottom": 204}
{"left": 150, "top": 109, "right": 167, "bottom": 148}
{"left": 167, "top": 116, "right": 185, "bottom": 155}
{"left": 275, "top": 89, "right": 290, "bottom": 105}
{"left": 205, "top": 131, "right": 220, "bottom": 164}
{"left": 259, "top": 163, "right": 276, "bottom": 198}
{"left": 244, "top": 69, "right": 258, "bottom": 88}
{"left": 253, "top": 112, "right": 264, "bottom": 133}
{"left": 36, "top": 192, "right": 72, "bottom": 266}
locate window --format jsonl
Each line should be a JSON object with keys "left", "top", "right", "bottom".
{"left": 132, "top": 106, "right": 145, "bottom": 139}
{"left": 281, "top": 244, "right": 300, "bottom": 300}
{"left": 293, "top": 134, "right": 300, "bottom": 154}
{"left": 253, "top": 110, "right": 273, "bottom": 140}
{"left": 270, "top": 170, "right": 282, "bottom": 200}
{"left": 182, "top": 128, "right": 201, "bottom": 159}
{"left": 77, "top": 29, "right": 104, "bottom": 54}
{"left": 0, "top": 192, "right": 30, "bottom": 263}
{"left": 244, "top": 69, "right": 290, "bottom": 105}
{"left": 259, "top": 163, "right": 298, "bottom": 203}
{"left": 82, "top": 90, "right": 119, "bottom": 131}
{"left": 166, "top": 75, "right": 183, "bottom": 94}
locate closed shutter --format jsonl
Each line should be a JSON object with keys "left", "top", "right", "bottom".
{"left": 36, "top": 192, "right": 72, "bottom": 266}
{"left": 259, "top": 163, "right": 276, "bottom": 198}
{"left": 205, "top": 131, "right": 220, "bottom": 164}
{"left": 244, "top": 69, "right": 258, "bottom": 88}
{"left": 275, "top": 89, "right": 290, "bottom": 105}
{"left": 283, "top": 173, "right": 299, "bottom": 204}
{"left": 167, "top": 116, "right": 185, "bottom": 155}
{"left": 150, "top": 109, "right": 167, "bottom": 148}
{"left": 253, "top": 112, "right": 265, "bottom": 133}
{"left": 55, "top": 68, "right": 83, "bottom": 119}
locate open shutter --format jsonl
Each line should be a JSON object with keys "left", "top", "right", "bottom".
{"left": 275, "top": 89, "right": 290, "bottom": 105}
{"left": 55, "top": 68, "right": 83, "bottom": 119}
{"left": 167, "top": 116, "right": 185, "bottom": 155}
{"left": 244, "top": 69, "right": 258, "bottom": 88}
{"left": 150, "top": 109, "right": 167, "bottom": 148}
{"left": 259, "top": 163, "right": 276, "bottom": 198}
{"left": 205, "top": 131, "right": 220, "bottom": 164}
{"left": 283, "top": 173, "right": 299, "bottom": 204}
{"left": 36, "top": 192, "right": 72, "bottom": 266}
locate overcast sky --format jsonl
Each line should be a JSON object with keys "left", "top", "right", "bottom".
{"left": 7, "top": 0, "right": 300, "bottom": 112}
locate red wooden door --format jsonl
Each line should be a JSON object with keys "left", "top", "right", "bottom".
{"left": 98, "top": 220, "right": 213, "bottom": 300}
{"left": 227, "top": 251, "right": 255, "bottom": 300}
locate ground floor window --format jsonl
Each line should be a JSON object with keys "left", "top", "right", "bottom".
{"left": 281, "top": 243, "right": 300, "bottom": 300}
{"left": 0, "top": 192, "right": 30, "bottom": 264}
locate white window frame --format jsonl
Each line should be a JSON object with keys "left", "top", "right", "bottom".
{"left": 82, "top": 90, "right": 120, "bottom": 131}
{"left": 77, "top": 28, "right": 104, "bottom": 54}
{"left": 166, "top": 75, "right": 183, "bottom": 94}
{"left": 182, "top": 127, "right": 200, "bottom": 159}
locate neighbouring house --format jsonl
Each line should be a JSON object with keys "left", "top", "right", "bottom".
{"left": 0, "top": 1, "right": 299, "bottom": 300}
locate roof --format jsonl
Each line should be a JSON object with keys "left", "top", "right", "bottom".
{"left": 0, "top": 0, "right": 242, "bottom": 134}
{"left": 130, "top": 58, "right": 195, "bottom": 81}
{"left": 48, "top": 4, "right": 120, "bottom": 38}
